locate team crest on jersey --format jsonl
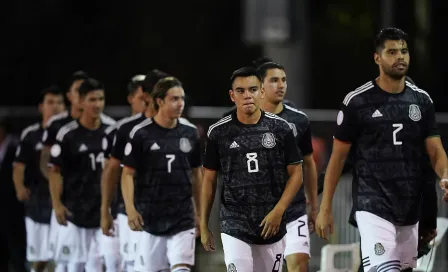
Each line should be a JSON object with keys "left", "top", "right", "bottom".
{"left": 227, "top": 263, "right": 237, "bottom": 272}
{"left": 62, "top": 246, "right": 70, "bottom": 255}
{"left": 124, "top": 143, "right": 132, "bottom": 156}
{"left": 409, "top": 104, "right": 421, "bottom": 121}
{"left": 288, "top": 122, "right": 298, "bottom": 137}
{"left": 179, "top": 138, "right": 192, "bottom": 153}
{"left": 51, "top": 144, "right": 61, "bottom": 157}
{"left": 102, "top": 137, "right": 108, "bottom": 150}
{"left": 262, "top": 132, "right": 276, "bottom": 148}
{"left": 374, "top": 243, "right": 385, "bottom": 255}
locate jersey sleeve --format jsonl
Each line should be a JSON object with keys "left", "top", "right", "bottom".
{"left": 122, "top": 131, "right": 143, "bottom": 170}
{"left": 110, "top": 125, "right": 128, "bottom": 161}
{"left": 203, "top": 136, "right": 220, "bottom": 171}
{"left": 14, "top": 135, "right": 32, "bottom": 164}
{"left": 423, "top": 98, "right": 439, "bottom": 138}
{"left": 43, "top": 122, "right": 59, "bottom": 147}
{"left": 333, "top": 101, "right": 359, "bottom": 143}
{"left": 189, "top": 133, "right": 202, "bottom": 168}
{"left": 298, "top": 124, "right": 313, "bottom": 156}
{"left": 284, "top": 129, "right": 303, "bottom": 165}
{"left": 49, "top": 138, "right": 65, "bottom": 169}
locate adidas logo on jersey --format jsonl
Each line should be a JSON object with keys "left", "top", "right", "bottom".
{"left": 79, "top": 144, "right": 88, "bottom": 152}
{"left": 372, "top": 110, "right": 383, "bottom": 118}
{"left": 150, "top": 143, "right": 160, "bottom": 150}
{"left": 229, "top": 141, "right": 240, "bottom": 149}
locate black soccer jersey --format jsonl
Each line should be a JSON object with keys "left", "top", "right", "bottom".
{"left": 334, "top": 80, "right": 439, "bottom": 226}
{"left": 49, "top": 120, "right": 114, "bottom": 228}
{"left": 122, "top": 117, "right": 201, "bottom": 235}
{"left": 15, "top": 122, "right": 52, "bottom": 224}
{"left": 107, "top": 113, "right": 146, "bottom": 215}
{"left": 204, "top": 111, "right": 303, "bottom": 245}
{"left": 43, "top": 111, "right": 115, "bottom": 147}
{"left": 277, "top": 104, "right": 313, "bottom": 223}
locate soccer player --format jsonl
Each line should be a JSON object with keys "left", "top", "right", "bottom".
{"left": 316, "top": 27, "right": 448, "bottom": 272}
{"left": 200, "top": 67, "right": 304, "bottom": 272}
{"left": 13, "top": 86, "right": 65, "bottom": 272}
{"left": 121, "top": 77, "right": 202, "bottom": 272}
{"left": 48, "top": 78, "right": 116, "bottom": 272}
{"left": 258, "top": 61, "right": 318, "bottom": 272}
{"left": 101, "top": 70, "right": 169, "bottom": 271}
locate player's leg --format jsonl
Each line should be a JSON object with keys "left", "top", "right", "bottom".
{"left": 133, "top": 231, "right": 170, "bottom": 272}
{"left": 284, "top": 214, "right": 311, "bottom": 272}
{"left": 253, "top": 237, "right": 285, "bottom": 272}
{"left": 166, "top": 228, "right": 196, "bottom": 271}
{"left": 50, "top": 209, "right": 67, "bottom": 271}
{"left": 221, "top": 233, "right": 254, "bottom": 272}
{"left": 356, "top": 211, "right": 401, "bottom": 272}
{"left": 396, "top": 222, "right": 419, "bottom": 271}
{"left": 117, "top": 213, "right": 131, "bottom": 270}
{"left": 100, "top": 219, "right": 120, "bottom": 272}
{"left": 25, "top": 217, "right": 51, "bottom": 272}
{"left": 84, "top": 228, "right": 104, "bottom": 272}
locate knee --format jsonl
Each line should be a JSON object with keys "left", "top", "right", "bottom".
{"left": 286, "top": 253, "right": 309, "bottom": 272}
{"left": 171, "top": 263, "right": 192, "bottom": 271}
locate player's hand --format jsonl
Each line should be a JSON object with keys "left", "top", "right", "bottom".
{"left": 127, "top": 208, "right": 144, "bottom": 231}
{"left": 315, "top": 210, "right": 334, "bottom": 240}
{"left": 260, "top": 207, "right": 284, "bottom": 240}
{"left": 308, "top": 208, "right": 318, "bottom": 234}
{"left": 16, "top": 185, "right": 30, "bottom": 202}
{"left": 101, "top": 211, "right": 115, "bottom": 236}
{"left": 419, "top": 228, "right": 437, "bottom": 245}
{"left": 201, "top": 227, "right": 215, "bottom": 252}
{"left": 440, "top": 178, "right": 448, "bottom": 202}
{"left": 54, "top": 203, "right": 72, "bottom": 226}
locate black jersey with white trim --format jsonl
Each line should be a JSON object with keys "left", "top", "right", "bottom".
{"left": 122, "top": 117, "right": 201, "bottom": 235}
{"left": 15, "top": 122, "right": 52, "bottom": 223}
{"left": 204, "top": 110, "right": 303, "bottom": 244}
{"left": 277, "top": 105, "right": 313, "bottom": 223}
{"left": 49, "top": 120, "right": 113, "bottom": 228}
{"left": 334, "top": 80, "right": 439, "bottom": 226}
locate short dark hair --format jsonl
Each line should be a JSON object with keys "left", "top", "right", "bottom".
{"left": 256, "top": 62, "right": 285, "bottom": 82}
{"left": 230, "top": 66, "right": 260, "bottom": 89}
{"left": 68, "top": 70, "right": 88, "bottom": 89}
{"left": 143, "top": 69, "right": 171, "bottom": 93}
{"left": 374, "top": 27, "right": 409, "bottom": 53}
{"left": 127, "top": 74, "right": 145, "bottom": 95}
{"left": 151, "top": 77, "right": 182, "bottom": 110}
{"left": 252, "top": 57, "right": 274, "bottom": 68}
{"left": 38, "top": 85, "right": 63, "bottom": 104}
{"left": 78, "top": 77, "right": 104, "bottom": 98}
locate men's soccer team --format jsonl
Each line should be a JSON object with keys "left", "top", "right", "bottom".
{"left": 12, "top": 27, "right": 448, "bottom": 272}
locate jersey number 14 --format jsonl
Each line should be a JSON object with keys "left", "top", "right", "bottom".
{"left": 89, "top": 152, "right": 105, "bottom": 170}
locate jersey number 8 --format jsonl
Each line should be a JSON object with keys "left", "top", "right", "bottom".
{"left": 246, "top": 152, "right": 259, "bottom": 173}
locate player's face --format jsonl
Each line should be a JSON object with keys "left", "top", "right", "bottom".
{"left": 128, "top": 87, "right": 147, "bottom": 114}
{"left": 230, "top": 76, "right": 264, "bottom": 115}
{"left": 40, "top": 94, "right": 65, "bottom": 119}
{"left": 67, "top": 79, "right": 84, "bottom": 107}
{"left": 262, "top": 68, "right": 287, "bottom": 104}
{"left": 375, "top": 40, "right": 410, "bottom": 80}
{"left": 159, "top": 87, "right": 185, "bottom": 119}
{"left": 80, "top": 90, "right": 105, "bottom": 118}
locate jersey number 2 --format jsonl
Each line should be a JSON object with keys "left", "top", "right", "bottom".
{"left": 246, "top": 152, "right": 259, "bottom": 173}
{"left": 89, "top": 152, "right": 105, "bottom": 171}
{"left": 392, "top": 123, "right": 403, "bottom": 145}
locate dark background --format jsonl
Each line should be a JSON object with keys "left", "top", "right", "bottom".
{"left": 1, "top": 0, "right": 447, "bottom": 111}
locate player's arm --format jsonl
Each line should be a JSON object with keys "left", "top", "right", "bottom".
{"left": 48, "top": 142, "right": 72, "bottom": 225}
{"left": 300, "top": 125, "right": 318, "bottom": 213}
{"left": 121, "top": 131, "right": 144, "bottom": 231}
{"left": 200, "top": 136, "right": 220, "bottom": 251}
{"left": 13, "top": 138, "right": 32, "bottom": 201}
{"left": 189, "top": 134, "right": 203, "bottom": 217}
{"left": 101, "top": 157, "right": 121, "bottom": 215}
